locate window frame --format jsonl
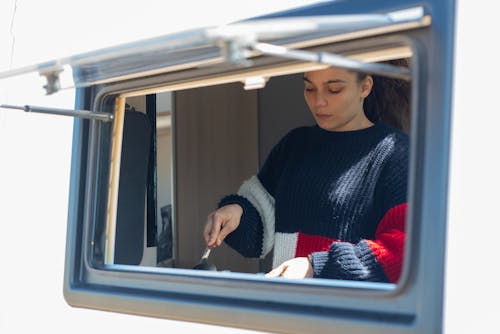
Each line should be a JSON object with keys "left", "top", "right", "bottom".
{"left": 64, "top": 2, "right": 455, "bottom": 333}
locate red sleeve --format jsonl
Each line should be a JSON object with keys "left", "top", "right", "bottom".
{"left": 365, "top": 203, "right": 407, "bottom": 283}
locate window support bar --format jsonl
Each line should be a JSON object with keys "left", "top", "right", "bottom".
{"left": 249, "top": 42, "right": 411, "bottom": 81}
{"left": 0, "top": 104, "right": 114, "bottom": 122}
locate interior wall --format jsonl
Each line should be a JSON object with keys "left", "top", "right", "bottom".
{"left": 157, "top": 130, "right": 172, "bottom": 220}
{"left": 156, "top": 92, "right": 174, "bottom": 266}
{"left": 258, "top": 73, "right": 315, "bottom": 162}
{"left": 175, "top": 83, "right": 260, "bottom": 272}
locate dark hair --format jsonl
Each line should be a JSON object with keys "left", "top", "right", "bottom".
{"left": 358, "top": 58, "right": 411, "bottom": 133}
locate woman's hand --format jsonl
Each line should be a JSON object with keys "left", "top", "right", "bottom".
{"left": 265, "top": 257, "right": 313, "bottom": 279}
{"left": 204, "top": 204, "right": 243, "bottom": 248}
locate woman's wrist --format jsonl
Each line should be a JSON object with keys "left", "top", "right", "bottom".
{"left": 306, "top": 254, "right": 314, "bottom": 278}
{"left": 307, "top": 253, "right": 314, "bottom": 265}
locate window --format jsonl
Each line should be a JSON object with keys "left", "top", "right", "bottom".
{"left": 58, "top": 3, "right": 453, "bottom": 333}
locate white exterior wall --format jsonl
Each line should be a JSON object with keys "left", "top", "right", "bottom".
{"left": 443, "top": 1, "right": 500, "bottom": 333}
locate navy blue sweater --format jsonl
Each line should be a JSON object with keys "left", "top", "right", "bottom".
{"left": 219, "top": 122, "right": 409, "bottom": 282}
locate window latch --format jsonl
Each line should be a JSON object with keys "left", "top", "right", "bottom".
{"left": 0, "top": 104, "right": 113, "bottom": 122}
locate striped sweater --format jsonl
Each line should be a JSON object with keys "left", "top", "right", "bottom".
{"left": 219, "top": 122, "right": 408, "bottom": 283}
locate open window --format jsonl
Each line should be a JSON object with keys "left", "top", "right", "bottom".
{"left": 107, "top": 52, "right": 414, "bottom": 276}
{"left": 1, "top": 1, "right": 455, "bottom": 333}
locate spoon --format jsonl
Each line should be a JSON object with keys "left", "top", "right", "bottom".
{"left": 193, "top": 247, "right": 217, "bottom": 271}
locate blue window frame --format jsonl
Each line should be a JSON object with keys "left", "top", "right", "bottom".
{"left": 58, "top": 1, "right": 455, "bottom": 333}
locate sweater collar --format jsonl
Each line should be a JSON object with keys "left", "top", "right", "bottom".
{"left": 313, "top": 122, "right": 385, "bottom": 138}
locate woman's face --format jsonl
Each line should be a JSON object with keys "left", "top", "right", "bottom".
{"left": 303, "top": 67, "right": 373, "bottom": 132}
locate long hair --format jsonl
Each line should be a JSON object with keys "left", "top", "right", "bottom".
{"left": 361, "top": 58, "right": 411, "bottom": 133}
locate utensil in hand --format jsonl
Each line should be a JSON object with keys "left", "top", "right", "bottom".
{"left": 193, "top": 247, "right": 217, "bottom": 271}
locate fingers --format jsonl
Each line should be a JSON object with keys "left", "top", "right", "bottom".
{"left": 203, "top": 213, "right": 214, "bottom": 245}
{"left": 265, "top": 264, "right": 286, "bottom": 278}
{"left": 204, "top": 212, "right": 223, "bottom": 248}
{"left": 204, "top": 205, "right": 242, "bottom": 248}
{"left": 216, "top": 223, "right": 234, "bottom": 246}
{"left": 265, "top": 258, "right": 312, "bottom": 279}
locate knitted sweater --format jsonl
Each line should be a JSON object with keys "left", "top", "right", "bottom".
{"left": 219, "top": 122, "right": 408, "bottom": 283}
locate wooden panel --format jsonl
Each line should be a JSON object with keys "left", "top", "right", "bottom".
{"left": 175, "top": 83, "right": 260, "bottom": 273}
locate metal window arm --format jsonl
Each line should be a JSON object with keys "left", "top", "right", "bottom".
{"left": 253, "top": 43, "right": 411, "bottom": 81}
{"left": 0, "top": 104, "right": 114, "bottom": 122}
{"left": 224, "top": 40, "right": 411, "bottom": 81}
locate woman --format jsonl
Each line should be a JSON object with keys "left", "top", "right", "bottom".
{"left": 204, "top": 63, "right": 409, "bottom": 282}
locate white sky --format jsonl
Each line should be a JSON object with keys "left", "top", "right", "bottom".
{"left": 0, "top": 1, "right": 319, "bottom": 333}
{"left": 1, "top": 0, "right": 324, "bottom": 70}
